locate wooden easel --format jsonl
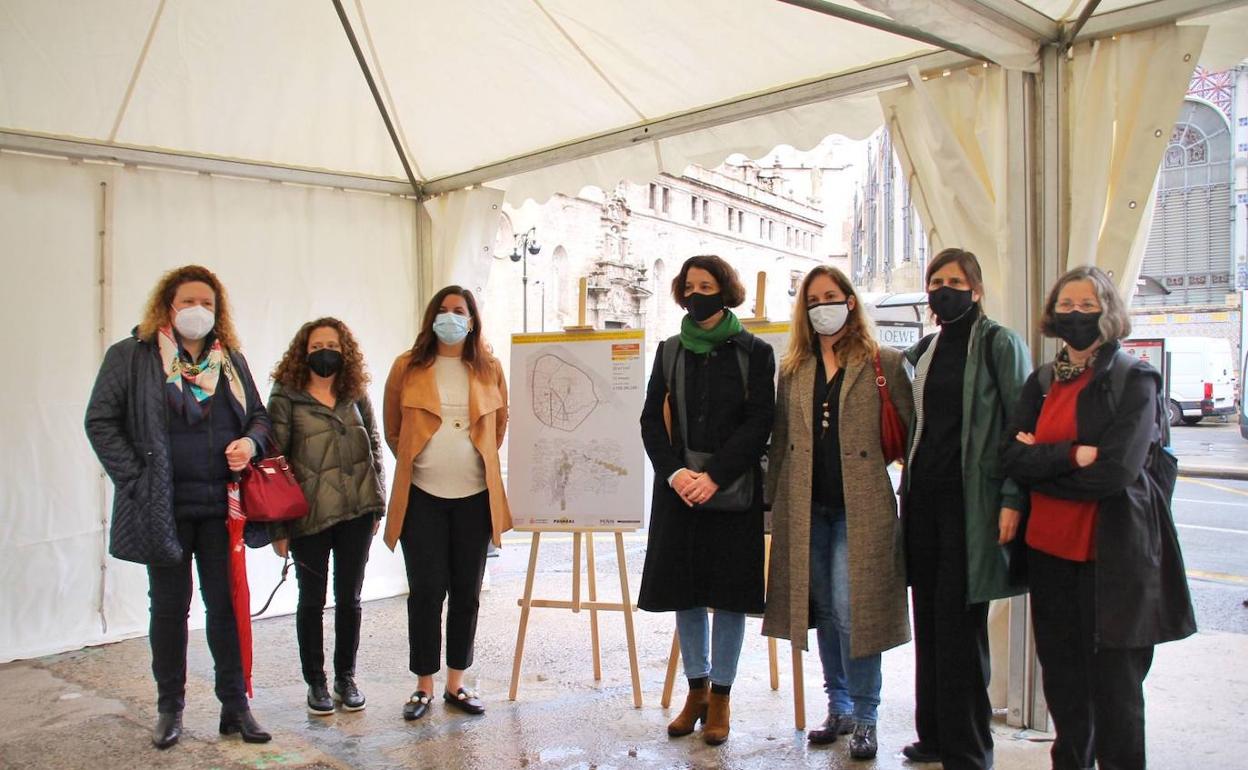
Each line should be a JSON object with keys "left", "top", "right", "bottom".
{"left": 508, "top": 277, "right": 643, "bottom": 707}
{"left": 509, "top": 526, "right": 642, "bottom": 707}
{"left": 661, "top": 271, "right": 810, "bottom": 729}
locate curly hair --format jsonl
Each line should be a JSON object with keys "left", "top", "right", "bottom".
{"left": 137, "top": 264, "right": 240, "bottom": 350}
{"left": 271, "top": 317, "right": 370, "bottom": 401}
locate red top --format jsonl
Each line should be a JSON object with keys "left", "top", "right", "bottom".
{"left": 1026, "top": 367, "right": 1098, "bottom": 561}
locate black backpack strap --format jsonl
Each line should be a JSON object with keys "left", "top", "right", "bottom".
{"left": 1036, "top": 362, "right": 1055, "bottom": 395}
{"left": 661, "top": 334, "right": 681, "bottom": 393}
{"left": 982, "top": 324, "right": 1004, "bottom": 422}
{"left": 730, "top": 330, "right": 755, "bottom": 399}
{"left": 913, "top": 332, "right": 936, "bottom": 364}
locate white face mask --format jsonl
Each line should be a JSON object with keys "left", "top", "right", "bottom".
{"left": 173, "top": 305, "right": 215, "bottom": 341}
{"left": 808, "top": 302, "right": 849, "bottom": 336}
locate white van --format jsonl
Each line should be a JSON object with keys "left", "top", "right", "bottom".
{"left": 1157, "top": 336, "right": 1237, "bottom": 426}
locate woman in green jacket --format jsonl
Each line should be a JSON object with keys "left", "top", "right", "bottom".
{"left": 268, "top": 317, "right": 386, "bottom": 716}
{"left": 900, "top": 249, "right": 1031, "bottom": 770}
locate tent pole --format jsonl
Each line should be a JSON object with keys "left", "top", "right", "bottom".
{"left": 95, "top": 177, "right": 115, "bottom": 636}
{"left": 330, "top": 0, "right": 421, "bottom": 195}
{"left": 775, "top": 0, "right": 991, "bottom": 61}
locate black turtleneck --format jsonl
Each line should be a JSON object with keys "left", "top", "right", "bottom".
{"left": 911, "top": 306, "right": 980, "bottom": 489}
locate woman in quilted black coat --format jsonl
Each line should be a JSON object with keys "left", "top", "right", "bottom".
{"left": 84, "top": 265, "right": 272, "bottom": 750}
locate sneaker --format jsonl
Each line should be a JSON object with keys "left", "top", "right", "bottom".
{"left": 307, "top": 682, "right": 334, "bottom": 716}
{"left": 807, "top": 712, "right": 854, "bottom": 744}
{"left": 334, "top": 677, "right": 366, "bottom": 711}
{"left": 848, "top": 722, "right": 878, "bottom": 760}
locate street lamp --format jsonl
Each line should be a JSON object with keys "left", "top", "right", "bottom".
{"left": 510, "top": 227, "right": 541, "bottom": 332}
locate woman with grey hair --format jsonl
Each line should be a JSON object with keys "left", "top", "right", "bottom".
{"left": 1002, "top": 265, "right": 1195, "bottom": 770}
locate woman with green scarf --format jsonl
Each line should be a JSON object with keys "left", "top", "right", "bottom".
{"left": 638, "top": 255, "right": 775, "bottom": 746}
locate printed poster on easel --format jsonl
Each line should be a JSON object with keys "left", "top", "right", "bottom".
{"left": 507, "top": 329, "right": 646, "bottom": 529}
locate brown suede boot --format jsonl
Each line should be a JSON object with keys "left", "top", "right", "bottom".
{"left": 666, "top": 687, "right": 709, "bottom": 737}
{"left": 702, "top": 691, "right": 731, "bottom": 745}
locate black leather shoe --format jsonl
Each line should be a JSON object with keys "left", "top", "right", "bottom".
{"left": 152, "top": 712, "right": 182, "bottom": 749}
{"left": 334, "top": 677, "right": 366, "bottom": 711}
{"left": 219, "top": 708, "right": 272, "bottom": 743}
{"left": 307, "top": 682, "right": 334, "bottom": 716}
{"left": 902, "top": 741, "right": 941, "bottom": 763}
{"left": 849, "top": 722, "right": 878, "bottom": 760}
{"left": 807, "top": 712, "right": 854, "bottom": 744}
{"left": 403, "top": 690, "right": 432, "bottom": 721}
{"left": 443, "top": 687, "right": 485, "bottom": 715}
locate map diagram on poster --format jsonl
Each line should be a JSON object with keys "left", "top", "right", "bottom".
{"left": 508, "top": 330, "right": 646, "bottom": 529}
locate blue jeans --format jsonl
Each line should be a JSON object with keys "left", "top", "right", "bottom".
{"left": 810, "top": 503, "right": 883, "bottom": 724}
{"left": 675, "top": 608, "right": 746, "bottom": 687}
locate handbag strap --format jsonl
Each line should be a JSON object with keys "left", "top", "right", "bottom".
{"left": 872, "top": 350, "right": 893, "bottom": 406}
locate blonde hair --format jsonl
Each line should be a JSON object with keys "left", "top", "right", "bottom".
{"left": 780, "top": 265, "right": 878, "bottom": 377}
{"left": 137, "top": 264, "right": 240, "bottom": 350}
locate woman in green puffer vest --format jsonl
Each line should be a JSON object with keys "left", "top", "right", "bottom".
{"left": 268, "top": 317, "right": 386, "bottom": 717}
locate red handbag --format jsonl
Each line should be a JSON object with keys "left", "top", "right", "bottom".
{"left": 239, "top": 455, "right": 309, "bottom": 523}
{"left": 873, "top": 352, "right": 908, "bottom": 464}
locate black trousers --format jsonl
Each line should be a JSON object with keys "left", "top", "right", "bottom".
{"left": 290, "top": 513, "right": 374, "bottom": 685}
{"left": 906, "top": 484, "right": 994, "bottom": 770}
{"left": 399, "top": 486, "right": 492, "bottom": 676}
{"left": 1029, "top": 548, "right": 1154, "bottom": 770}
{"left": 147, "top": 517, "right": 246, "bottom": 715}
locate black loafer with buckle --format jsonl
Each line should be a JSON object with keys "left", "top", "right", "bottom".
{"left": 443, "top": 687, "right": 485, "bottom": 715}
{"left": 403, "top": 690, "right": 432, "bottom": 721}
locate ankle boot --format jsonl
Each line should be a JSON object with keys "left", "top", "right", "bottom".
{"left": 666, "top": 687, "right": 709, "bottom": 737}
{"left": 152, "top": 711, "right": 182, "bottom": 749}
{"left": 219, "top": 707, "right": 272, "bottom": 743}
{"left": 703, "top": 691, "right": 731, "bottom": 745}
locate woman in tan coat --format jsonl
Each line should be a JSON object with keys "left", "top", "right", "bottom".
{"left": 382, "top": 286, "right": 512, "bottom": 722}
{"left": 763, "top": 266, "right": 913, "bottom": 760}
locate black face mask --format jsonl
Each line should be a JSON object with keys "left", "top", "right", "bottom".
{"left": 928, "top": 286, "right": 975, "bottom": 324}
{"left": 1053, "top": 311, "right": 1102, "bottom": 351}
{"left": 685, "top": 291, "right": 725, "bottom": 323}
{"left": 308, "top": 348, "right": 344, "bottom": 377}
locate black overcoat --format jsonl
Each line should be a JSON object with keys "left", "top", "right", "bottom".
{"left": 1001, "top": 342, "right": 1196, "bottom": 649}
{"left": 84, "top": 330, "right": 272, "bottom": 566}
{"left": 637, "top": 334, "right": 775, "bottom": 614}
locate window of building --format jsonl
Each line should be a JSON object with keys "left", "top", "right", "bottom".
{"left": 648, "top": 183, "right": 657, "bottom": 211}
{"left": 728, "top": 207, "right": 735, "bottom": 231}
{"left": 691, "top": 195, "right": 699, "bottom": 220}
{"left": 1139, "top": 99, "right": 1234, "bottom": 306}
{"left": 737, "top": 210, "right": 744, "bottom": 233}
{"left": 662, "top": 186, "right": 670, "bottom": 215}
{"left": 702, "top": 199, "right": 710, "bottom": 224}
{"left": 768, "top": 221, "right": 775, "bottom": 241}
{"left": 786, "top": 226, "right": 793, "bottom": 248}
{"left": 759, "top": 218, "right": 767, "bottom": 239}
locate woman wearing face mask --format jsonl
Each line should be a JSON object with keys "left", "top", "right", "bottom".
{"left": 267, "top": 318, "right": 386, "bottom": 716}
{"left": 85, "top": 265, "right": 272, "bottom": 749}
{"left": 638, "top": 254, "right": 775, "bottom": 746}
{"left": 1002, "top": 266, "right": 1194, "bottom": 770}
{"left": 762, "top": 266, "right": 913, "bottom": 761}
{"left": 899, "top": 248, "right": 1032, "bottom": 770}
{"left": 382, "top": 286, "right": 510, "bottom": 721}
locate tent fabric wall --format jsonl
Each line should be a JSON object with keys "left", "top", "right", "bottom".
{"left": 0, "top": 150, "right": 419, "bottom": 662}
{"left": 421, "top": 187, "right": 506, "bottom": 299}
{"left": 878, "top": 65, "right": 1016, "bottom": 324}
{"left": 1065, "top": 24, "right": 1206, "bottom": 296}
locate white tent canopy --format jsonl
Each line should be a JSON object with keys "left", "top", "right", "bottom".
{"left": 2, "top": 0, "right": 1246, "bottom": 676}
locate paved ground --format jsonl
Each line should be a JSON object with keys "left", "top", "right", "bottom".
{"left": 1172, "top": 420, "right": 1248, "bottom": 477}
{"left": 4, "top": 524, "right": 1248, "bottom": 770}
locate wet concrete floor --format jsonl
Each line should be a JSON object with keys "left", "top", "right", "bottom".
{"left": 4, "top": 535, "right": 1245, "bottom": 769}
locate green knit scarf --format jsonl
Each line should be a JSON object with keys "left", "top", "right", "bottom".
{"left": 679, "top": 310, "right": 743, "bottom": 354}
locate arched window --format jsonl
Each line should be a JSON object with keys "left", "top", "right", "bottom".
{"left": 1139, "top": 99, "right": 1233, "bottom": 307}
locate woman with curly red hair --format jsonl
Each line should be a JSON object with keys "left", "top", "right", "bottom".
{"left": 268, "top": 318, "right": 386, "bottom": 716}
{"left": 85, "top": 265, "right": 272, "bottom": 749}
